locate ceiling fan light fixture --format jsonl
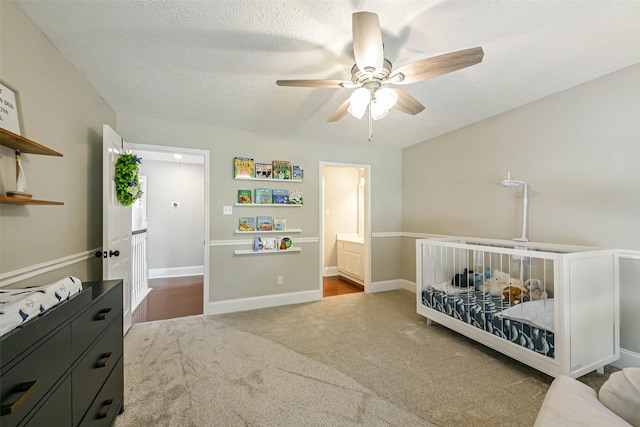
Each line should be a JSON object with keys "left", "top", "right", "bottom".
{"left": 374, "top": 87, "right": 398, "bottom": 110}
{"left": 347, "top": 87, "right": 371, "bottom": 119}
{"left": 370, "top": 100, "right": 389, "bottom": 120}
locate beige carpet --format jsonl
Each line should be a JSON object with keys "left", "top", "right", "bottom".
{"left": 115, "top": 290, "right": 613, "bottom": 427}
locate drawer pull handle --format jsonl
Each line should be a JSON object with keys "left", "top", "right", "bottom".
{"left": 96, "top": 352, "right": 113, "bottom": 368}
{"left": 96, "top": 308, "right": 112, "bottom": 320}
{"left": 0, "top": 380, "right": 39, "bottom": 416}
{"left": 96, "top": 399, "right": 114, "bottom": 419}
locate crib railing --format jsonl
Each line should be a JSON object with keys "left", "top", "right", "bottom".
{"left": 131, "top": 229, "right": 150, "bottom": 311}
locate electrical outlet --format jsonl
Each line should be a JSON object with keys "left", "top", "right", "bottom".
{"left": 222, "top": 205, "right": 232, "bottom": 215}
{"left": 277, "top": 275, "right": 283, "bottom": 285}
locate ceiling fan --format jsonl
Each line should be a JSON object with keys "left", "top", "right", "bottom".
{"left": 276, "top": 11, "right": 484, "bottom": 138}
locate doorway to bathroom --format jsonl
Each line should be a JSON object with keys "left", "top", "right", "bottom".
{"left": 320, "top": 162, "right": 371, "bottom": 297}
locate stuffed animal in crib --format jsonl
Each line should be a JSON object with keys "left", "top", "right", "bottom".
{"left": 524, "top": 279, "right": 548, "bottom": 300}
{"left": 479, "top": 269, "right": 523, "bottom": 296}
{"left": 502, "top": 286, "right": 530, "bottom": 304}
{"left": 480, "top": 275, "right": 506, "bottom": 296}
{"left": 451, "top": 268, "right": 485, "bottom": 288}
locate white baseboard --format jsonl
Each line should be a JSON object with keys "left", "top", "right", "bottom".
{"left": 612, "top": 348, "right": 640, "bottom": 369}
{"left": 323, "top": 266, "right": 339, "bottom": 276}
{"left": 149, "top": 266, "right": 203, "bottom": 279}
{"left": 369, "top": 279, "right": 415, "bottom": 293}
{"left": 205, "top": 289, "right": 322, "bottom": 315}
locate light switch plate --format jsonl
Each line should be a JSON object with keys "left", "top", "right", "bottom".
{"left": 223, "top": 205, "right": 232, "bottom": 215}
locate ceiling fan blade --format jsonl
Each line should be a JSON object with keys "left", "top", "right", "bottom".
{"left": 352, "top": 11, "right": 384, "bottom": 72}
{"left": 393, "top": 89, "right": 425, "bottom": 115}
{"left": 390, "top": 47, "right": 484, "bottom": 85}
{"left": 276, "top": 79, "right": 353, "bottom": 88}
{"left": 327, "top": 99, "right": 351, "bottom": 122}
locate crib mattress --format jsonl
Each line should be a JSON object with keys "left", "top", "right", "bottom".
{"left": 422, "top": 285, "right": 555, "bottom": 358}
{"left": 0, "top": 276, "right": 83, "bottom": 337}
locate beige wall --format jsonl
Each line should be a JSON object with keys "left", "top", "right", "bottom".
{"left": 403, "top": 64, "right": 640, "bottom": 248}
{"left": 323, "top": 166, "right": 359, "bottom": 269}
{"left": 402, "top": 64, "right": 640, "bottom": 353}
{"left": 0, "top": 1, "right": 115, "bottom": 286}
{"left": 116, "top": 114, "right": 403, "bottom": 303}
{"left": 138, "top": 160, "right": 205, "bottom": 270}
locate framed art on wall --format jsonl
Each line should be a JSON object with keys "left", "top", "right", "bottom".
{"left": 0, "top": 80, "right": 23, "bottom": 135}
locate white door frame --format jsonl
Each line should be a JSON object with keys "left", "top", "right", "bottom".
{"left": 319, "top": 161, "right": 372, "bottom": 293}
{"left": 128, "top": 142, "right": 211, "bottom": 314}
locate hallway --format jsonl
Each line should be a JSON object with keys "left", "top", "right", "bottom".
{"left": 132, "top": 275, "right": 364, "bottom": 323}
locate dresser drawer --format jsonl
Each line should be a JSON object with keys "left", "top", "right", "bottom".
{"left": 23, "top": 376, "right": 72, "bottom": 427}
{"left": 0, "top": 326, "right": 71, "bottom": 427}
{"left": 79, "top": 357, "right": 123, "bottom": 427}
{"left": 71, "top": 281, "right": 122, "bottom": 360}
{"left": 72, "top": 318, "right": 123, "bottom": 426}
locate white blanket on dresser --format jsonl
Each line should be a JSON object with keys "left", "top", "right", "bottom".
{"left": 0, "top": 276, "right": 83, "bottom": 337}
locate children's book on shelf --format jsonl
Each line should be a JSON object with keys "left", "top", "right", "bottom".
{"left": 254, "top": 237, "right": 277, "bottom": 251}
{"left": 292, "top": 165, "right": 303, "bottom": 181}
{"left": 272, "top": 189, "right": 289, "bottom": 204}
{"left": 277, "top": 236, "right": 293, "bottom": 251}
{"left": 234, "top": 157, "right": 255, "bottom": 178}
{"left": 237, "top": 189, "right": 252, "bottom": 204}
{"left": 254, "top": 188, "right": 272, "bottom": 204}
{"left": 273, "top": 218, "right": 286, "bottom": 231}
{"left": 257, "top": 216, "right": 273, "bottom": 231}
{"left": 288, "top": 189, "right": 303, "bottom": 205}
{"left": 255, "top": 163, "right": 273, "bottom": 179}
{"left": 272, "top": 160, "right": 292, "bottom": 180}
{"left": 238, "top": 217, "right": 255, "bottom": 232}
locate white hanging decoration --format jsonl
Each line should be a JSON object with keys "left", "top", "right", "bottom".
{"left": 16, "top": 155, "right": 28, "bottom": 192}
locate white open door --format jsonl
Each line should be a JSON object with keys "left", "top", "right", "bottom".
{"left": 102, "top": 124, "right": 133, "bottom": 335}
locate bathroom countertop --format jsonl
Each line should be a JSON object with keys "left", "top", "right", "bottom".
{"left": 336, "top": 234, "right": 364, "bottom": 244}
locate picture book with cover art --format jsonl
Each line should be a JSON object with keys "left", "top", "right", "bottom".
{"left": 237, "top": 189, "right": 252, "bottom": 204}
{"left": 234, "top": 157, "right": 255, "bottom": 178}
{"left": 288, "top": 189, "right": 303, "bottom": 205}
{"left": 277, "top": 236, "right": 293, "bottom": 251}
{"left": 255, "top": 163, "right": 273, "bottom": 179}
{"left": 272, "top": 160, "right": 292, "bottom": 180}
{"left": 238, "top": 217, "right": 255, "bottom": 232}
{"left": 292, "top": 165, "right": 303, "bottom": 181}
{"left": 254, "top": 188, "right": 272, "bottom": 204}
{"left": 272, "top": 189, "right": 289, "bottom": 204}
{"left": 254, "top": 237, "right": 277, "bottom": 251}
{"left": 257, "top": 216, "right": 272, "bottom": 231}
{"left": 273, "top": 218, "right": 286, "bottom": 231}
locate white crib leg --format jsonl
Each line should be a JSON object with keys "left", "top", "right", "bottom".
{"left": 426, "top": 318, "right": 433, "bottom": 326}
{"left": 596, "top": 366, "right": 604, "bottom": 375}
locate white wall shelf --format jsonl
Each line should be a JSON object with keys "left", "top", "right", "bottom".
{"left": 234, "top": 247, "right": 302, "bottom": 255}
{"left": 234, "top": 176, "right": 302, "bottom": 183}
{"left": 235, "top": 203, "right": 302, "bottom": 207}
{"left": 234, "top": 228, "right": 302, "bottom": 234}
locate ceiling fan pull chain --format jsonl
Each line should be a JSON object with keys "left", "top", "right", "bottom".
{"left": 368, "top": 99, "right": 373, "bottom": 141}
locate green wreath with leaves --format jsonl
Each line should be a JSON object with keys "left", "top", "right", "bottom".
{"left": 115, "top": 153, "right": 143, "bottom": 206}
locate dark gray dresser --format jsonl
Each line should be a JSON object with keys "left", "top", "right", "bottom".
{"left": 0, "top": 280, "right": 124, "bottom": 427}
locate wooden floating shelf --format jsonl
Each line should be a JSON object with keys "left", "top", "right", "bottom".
{"left": 0, "top": 128, "right": 63, "bottom": 156}
{"left": 234, "top": 176, "right": 301, "bottom": 183}
{"left": 235, "top": 203, "right": 302, "bottom": 207}
{"left": 234, "top": 228, "right": 302, "bottom": 234}
{"left": 234, "top": 248, "right": 302, "bottom": 255}
{"left": 0, "top": 196, "right": 64, "bottom": 205}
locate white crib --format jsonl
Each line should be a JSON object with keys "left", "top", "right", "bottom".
{"left": 416, "top": 237, "right": 620, "bottom": 378}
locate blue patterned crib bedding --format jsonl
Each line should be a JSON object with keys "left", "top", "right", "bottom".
{"left": 0, "top": 276, "right": 83, "bottom": 337}
{"left": 422, "top": 284, "right": 555, "bottom": 358}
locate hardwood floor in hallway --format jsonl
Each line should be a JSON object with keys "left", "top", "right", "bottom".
{"left": 132, "top": 275, "right": 203, "bottom": 324}
{"left": 323, "top": 275, "right": 364, "bottom": 297}
{"left": 132, "top": 274, "right": 363, "bottom": 323}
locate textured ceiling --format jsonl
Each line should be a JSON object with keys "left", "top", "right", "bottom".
{"left": 15, "top": 0, "right": 640, "bottom": 148}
